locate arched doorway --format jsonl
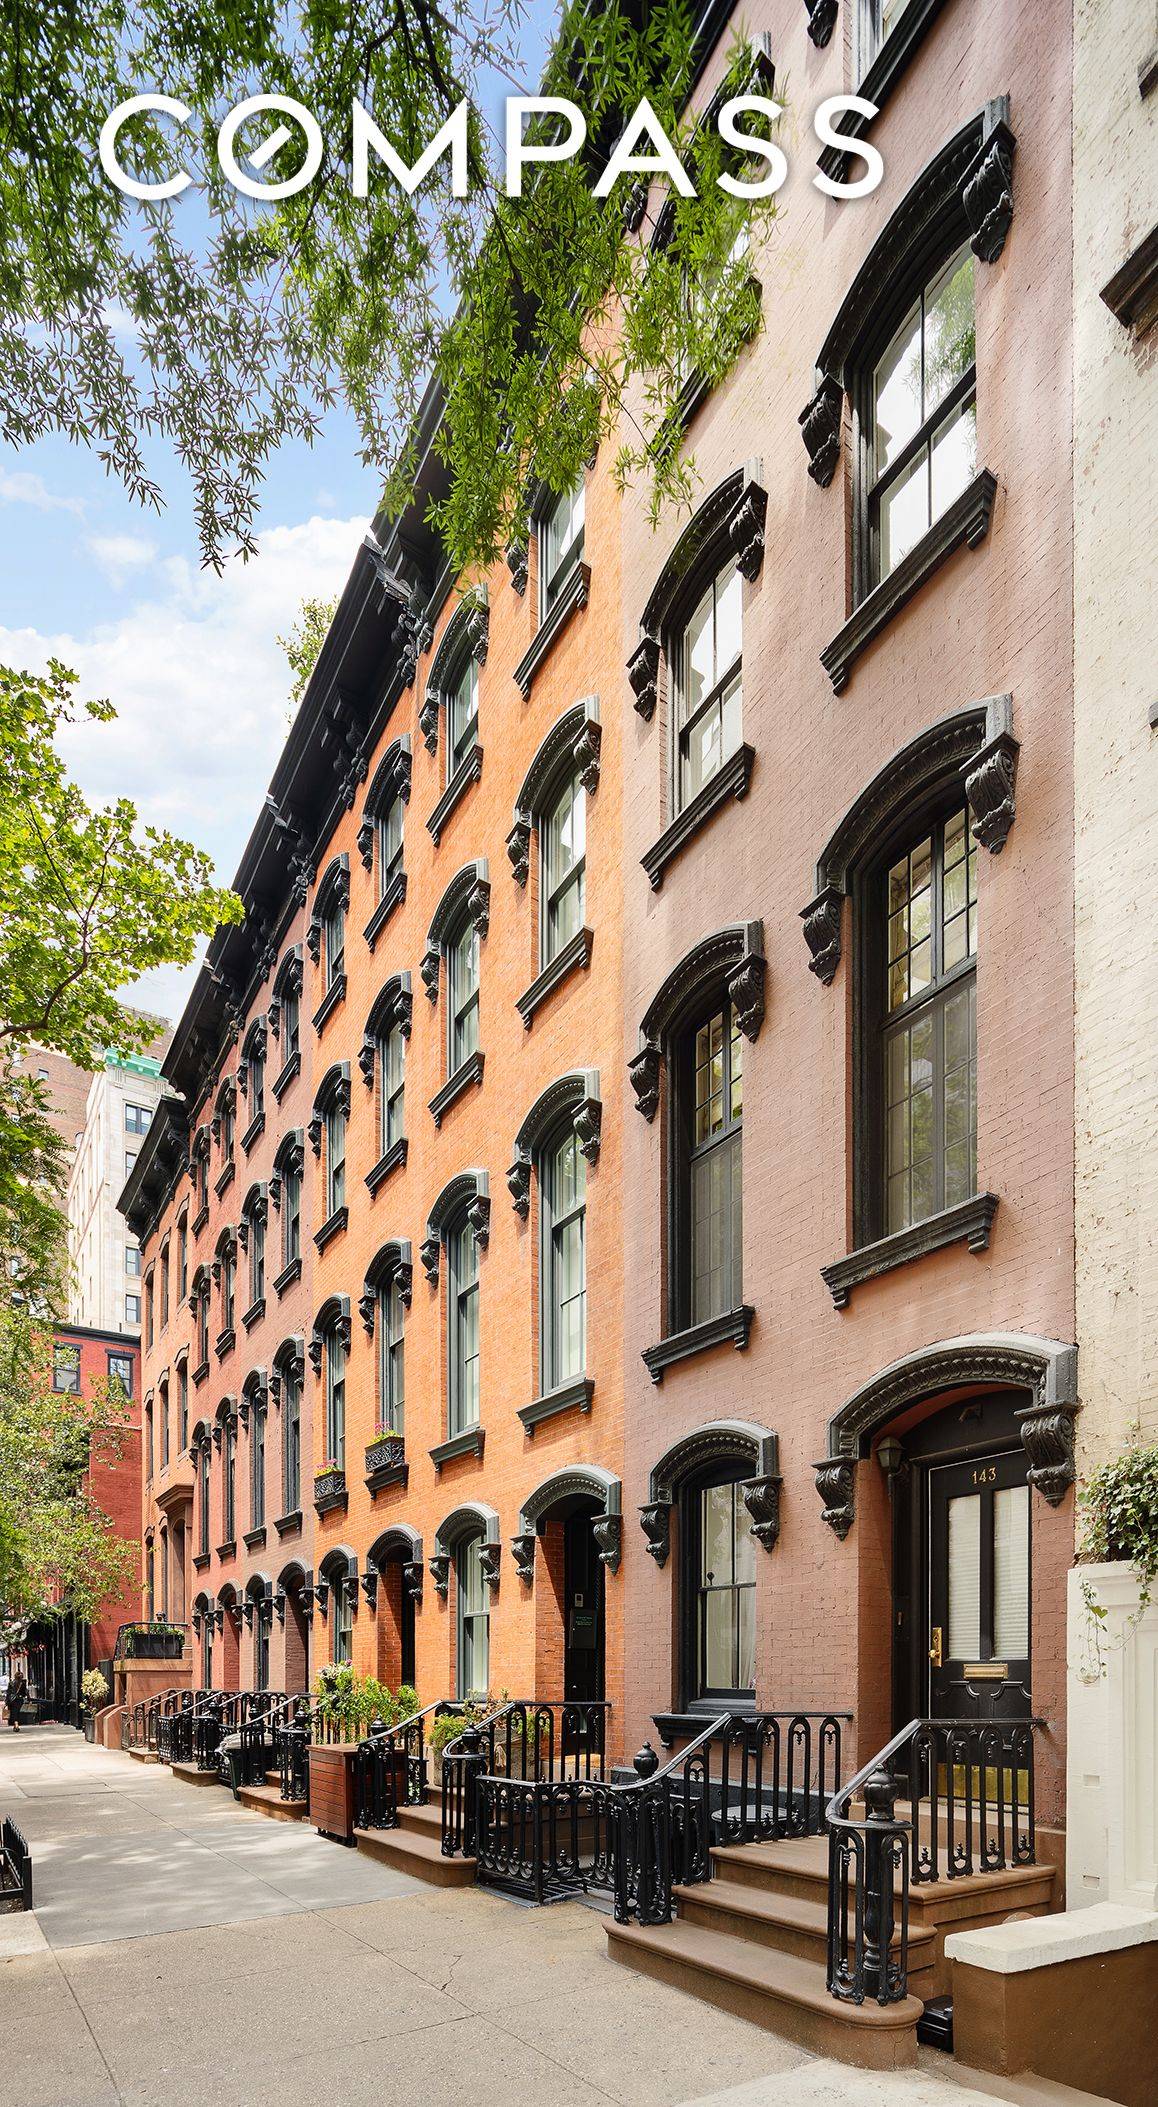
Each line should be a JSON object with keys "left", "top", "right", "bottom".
{"left": 218, "top": 1587, "right": 240, "bottom": 1690}
{"left": 367, "top": 1530, "right": 419, "bottom": 1692}
{"left": 278, "top": 1563, "right": 310, "bottom": 1694}
{"left": 516, "top": 1467, "right": 622, "bottom": 1706}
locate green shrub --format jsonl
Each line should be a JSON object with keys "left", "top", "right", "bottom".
{"left": 1078, "top": 1441, "right": 1158, "bottom": 1672}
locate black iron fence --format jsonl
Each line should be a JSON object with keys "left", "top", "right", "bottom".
{"left": 354, "top": 1699, "right": 462, "bottom": 1830}
{"left": 826, "top": 1715, "right": 1042, "bottom": 2007}
{"left": 467, "top": 1708, "right": 846, "bottom": 1913}
{"left": 0, "top": 1818, "right": 32, "bottom": 1910}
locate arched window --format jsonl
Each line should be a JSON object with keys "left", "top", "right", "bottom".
{"left": 273, "top": 1340, "right": 304, "bottom": 1517}
{"left": 271, "top": 1132, "right": 304, "bottom": 1282}
{"left": 270, "top": 948, "right": 303, "bottom": 1090}
{"left": 642, "top": 1420, "right": 780, "bottom": 1712}
{"left": 631, "top": 926, "right": 764, "bottom": 1370}
{"left": 310, "top": 855, "right": 349, "bottom": 998}
{"left": 214, "top": 1075, "right": 236, "bottom": 1168}
{"left": 539, "top": 477, "right": 585, "bottom": 621}
{"left": 311, "top": 1299, "right": 351, "bottom": 1471}
{"left": 685, "top": 1468, "right": 755, "bottom": 1702}
{"left": 252, "top": 1585, "right": 271, "bottom": 1690}
{"left": 244, "top": 1374, "right": 267, "bottom": 1532}
{"left": 447, "top": 1216, "right": 479, "bottom": 1437}
{"left": 191, "top": 1265, "right": 211, "bottom": 1373}
{"left": 310, "top": 1067, "right": 350, "bottom": 1238}
{"left": 321, "top": 1552, "right": 357, "bottom": 1666}
{"left": 803, "top": 699, "right": 1012, "bottom": 1303}
{"left": 509, "top": 1075, "right": 601, "bottom": 1421}
{"left": 360, "top": 977, "right": 411, "bottom": 1188}
{"left": 419, "top": 596, "right": 488, "bottom": 841}
{"left": 456, "top": 1533, "right": 489, "bottom": 1698}
{"left": 219, "top": 1404, "right": 237, "bottom": 1545}
{"left": 422, "top": 1175, "right": 489, "bottom": 1456}
{"left": 195, "top": 1431, "right": 211, "bottom": 1554}
{"left": 240, "top": 1019, "right": 266, "bottom": 1144}
{"left": 358, "top": 738, "right": 412, "bottom": 946}
{"left": 362, "top": 1244, "right": 410, "bottom": 1440}
{"left": 214, "top": 1230, "right": 237, "bottom": 1345}
{"left": 422, "top": 865, "right": 489, "bottom": 1118}
{"left": 541, "top": 1125, "right": 586, "bottom": 1392}
{"left": 627, "top": 468, "right": 764, "bottom": 888}
{"left": 176, "top": 1354, "right": 189, "bottom": 1450}
{"left": 177, "top": 1211, "right": 188, "bottom": 1301}
{"left": 506, "top": 705, "right": 601, "bottom": 1018}
{"left": 801, "top": 105, "right": 1014, "bottom": 690}
{"left": 241, "top": 1185, "right": 267, "bottom": 1316}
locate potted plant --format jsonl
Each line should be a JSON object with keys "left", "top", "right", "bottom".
{"left": 313, "top": 1459, "right": 346, "bottom": 1511}
{"left": 1077, "top": 1441, "right": 1158, "bottom": 1676}
{"left": 80, "top": 1669, "right": 109, "bottom": 1741}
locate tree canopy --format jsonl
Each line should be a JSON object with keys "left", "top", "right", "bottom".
{"left": 1, "top": 0, "right": 775, "bottom": 571}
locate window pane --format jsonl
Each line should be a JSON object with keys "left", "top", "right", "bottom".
{"left": 715, "top": 561, "right": 742, "bottom": 675}
{"left": 874, "top": 298, "right": 922, "bottom": 472}
{"left": 680, "top": 580, "right": 715, "bottom": 725}
{"left": 931, "top": 394, "right": 977, "bottom": 525}
{"left": 879, "top": 445, "right": 930, "bottom": 582}
{"left": 703, "top": 1590, "right": 733, "bottom": 1691}
{"left": 691, "top": 1129, "right": 740, "bottom": 1322}
{"left": 993, "top": 1485, "right": 1030, "bottom": 1656}
{"left": 701, "top": 1484, "right": 733, "bottom": 1586}
{"left": 924, "top": 248, "right": 975, "bottom": 415}
{"left": 947, "top": 1493, "right": 982, "bottom": 1658}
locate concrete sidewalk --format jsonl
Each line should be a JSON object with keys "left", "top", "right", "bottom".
{"left": 0, "top": 1727, "right": 1114, "bottom": 2107}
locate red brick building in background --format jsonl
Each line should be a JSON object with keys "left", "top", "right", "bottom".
{"left": 16, "top": 1325, "right": 142, "bottom": 1720}
{"left": 122, "top": 0, "right": 1078, "bottom": 1894}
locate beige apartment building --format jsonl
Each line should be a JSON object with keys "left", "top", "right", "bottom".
{"left": 69, "top": 1049, "right": 170, "bottom": 1335}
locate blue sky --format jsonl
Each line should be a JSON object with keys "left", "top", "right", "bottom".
{"left": 0, "top": 7, "right": 557, "bottom": 1026}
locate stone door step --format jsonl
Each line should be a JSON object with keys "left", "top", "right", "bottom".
{"left": 353, "top": 1820, "right": 476, "bottom": 1886}
{"left": 236, "top": 1782, "right": 307, "bottom": 1823}
{"left": 674, "top": 1876, "right": 938, "bottom": 1993}
{"left": 607, "top": 1915, "right": 924, "bottom": 2069}
{"left": 167, "top": 1761, "right": 221, "bottom": 1787}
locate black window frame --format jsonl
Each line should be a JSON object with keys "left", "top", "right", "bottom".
{"left": 378, "top": 1020, "right": 406, "bottom": 1160}
{"left": 679, "top": 1462, "right": 757, "bottom": 1710}
{"left": 446, "top": 909, "right": 480, "bottom": 1075}
{"left": 540, "top": 1122, "right": 587, "bottom": 1395}
{"left": 108, "top": 1349, "right": 134, "bottom": 1400}
{"left": 852, "top": 234, "right": 977, "bottom": 609}
{"left": 670, "top": 556, "right": 744, "bottom": 817}
{"left": 282, "top": 1362, "right": 302, "bottom": 1513}
{"left": 855, "top": 789, "right": 979, "bottom": 1247}
{"left": 537, "top": 476, "right": 586, "bottom": 624}
{"left": 669, "top": 994, "right": 744, "bottom": 1335}
{"left": 447, "top": 1212, "right": 480, "bottom": 1438}
{"left": 251, "top": 1400, "right": 266, "bottom": 1529}
{"left": 540, "top": 762, "right": 586, "bottom": 971}
{"left": 377, "top": 1276, "right": 405, "bottom": 1438}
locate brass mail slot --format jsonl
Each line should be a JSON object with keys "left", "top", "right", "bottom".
{"left": 965, "top": 1661, "right": 1008, "bottom": 1680}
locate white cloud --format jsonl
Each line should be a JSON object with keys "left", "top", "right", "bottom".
{"left": 0, "top": 510, "right": 368, "bottom": 1025}
{"left": 87, "top": 532, "right": 157, "bottom": 585}
{"left": 0, "top": 470, "right": 85, "bottom": 516}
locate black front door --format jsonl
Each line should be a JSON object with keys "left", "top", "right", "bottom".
{"left": 928, "top": 1448, "right": 1031, "bottom": 1722}
{"left": 563, "top": 1512, "right": 604, "bottom": 1704}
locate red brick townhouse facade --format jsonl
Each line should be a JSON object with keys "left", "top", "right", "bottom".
{"left": 19, "top": 1326, "right": 141, "bottom": 1718}
{"left": 123, "top": 0, "right": 1077, "bottom": 1831}
{"left": 123, "top": 333, "right": 628, "bottom": 1740}
{"left": 616, "top": 0, "right": 1075, "bottom": 1837}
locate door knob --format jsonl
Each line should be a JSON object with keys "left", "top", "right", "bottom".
{"left": 929, "top": 1626, "right": 943, "bottom": 1668}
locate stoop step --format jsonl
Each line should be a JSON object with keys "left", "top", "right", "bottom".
{"left": 237, "top": 1781, "right": 307, "bottom": 1823}
{"left": 353, "top": 1801, "right": 476, "bottom": 1886}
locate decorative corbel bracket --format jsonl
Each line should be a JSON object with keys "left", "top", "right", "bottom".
{"left": 511, "top": 1532, "right": 536, "bottom": 1583}
{"left": 592, "top": 1513, "right": 622, "bottom": 1575}
{"left": 815, "top": 1459, "right": 856, "bottom": 1540}
{"left": 429, "top": 1551, "right": 451, "bottom": 1598}
{"left": 638, "top": 1501, "right": 671, "bottom": 1565}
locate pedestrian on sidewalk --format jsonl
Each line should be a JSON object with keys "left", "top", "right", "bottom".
{"left": 6, "top": 1668, "right": 28, "bottom": 1730}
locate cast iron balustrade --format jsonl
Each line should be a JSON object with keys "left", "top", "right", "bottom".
{"left": 155, "top": 1689, "right": 196, "bottom": 1762}
{"left": 354, "top": 1699, "right": 462, "bottom": 1829}
{"left": 440, "top": 1697, "right": 540, "bottom": 1860}
{"left": 826, "top": 1715, "right": 1042, "bottom": 2007}
{"left": 0, "top": 1818, "right": 32, "bottom": 1910}
{"left": 167, "top": 1690, "right": 218, "bottom": 1766}
{"left": 275, "top": 1695, "right": 313, "bottom": 1803}
{"left": 469, "top": 1709, "right": 846, "bottom": 1912}
{"left": 122, "top": 1687, "right": 183, "bottom": 1754}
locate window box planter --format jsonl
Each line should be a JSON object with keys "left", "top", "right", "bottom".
{"left": 314, "top": 1466, "right": 348, "bottom": 1516}
{"left": 118, "top": 1624, "right": 184, "bottom": 1661}
{"left": 309, "top": 1742, "right": 358, "bottom": 1843}
{"left": 364, "top": 1433, "right": 407, "bottom": 1494}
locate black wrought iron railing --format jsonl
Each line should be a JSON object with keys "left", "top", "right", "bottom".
{"left": 826, "top": 1715, "right": 1042, "bottom": 2007}
{"left": 122, "top": 1687, "right": 183, "bottom": 1753}
{"left": 354, "top": 1700, "right": 460, "bottom": 1830}
{"left": 275, "top": 1696, "right": 314, "bottom": 1803}
{"left": 0, "top": 1817, "right": 32, "bottom": 1910}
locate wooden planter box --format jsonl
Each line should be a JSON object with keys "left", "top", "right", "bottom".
{"left": 309, "top": 1742, "right": 358, "bottom": 1842}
